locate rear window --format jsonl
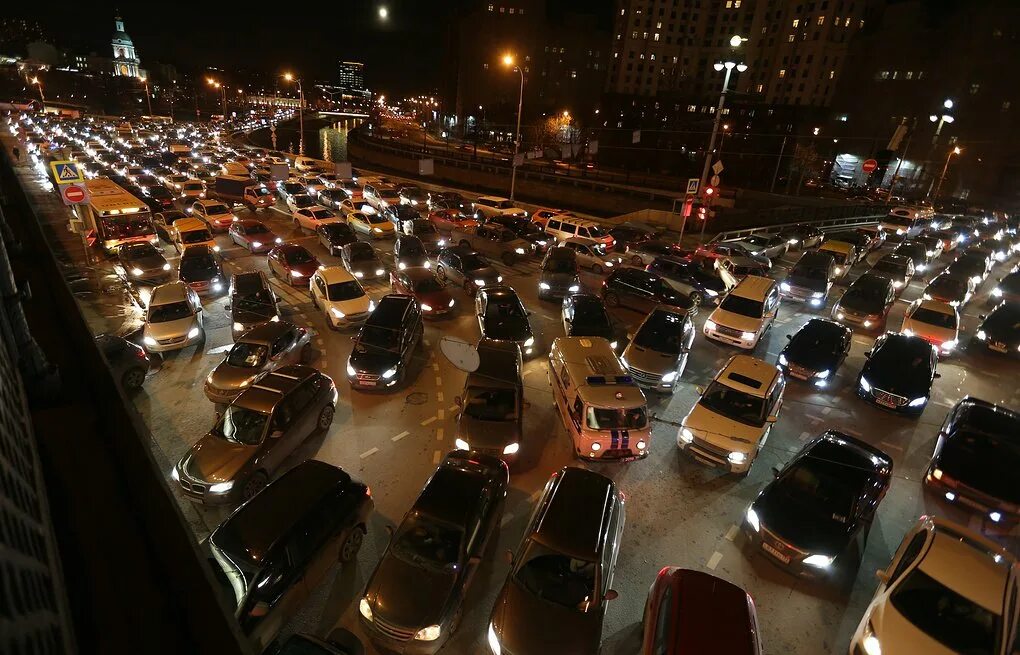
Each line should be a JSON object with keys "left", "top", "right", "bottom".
{"left": 890, "top": 569, "right": 999, "bottom": 655}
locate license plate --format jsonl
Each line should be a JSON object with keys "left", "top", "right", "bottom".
{"left": 359, "top": 380, "right": 376, "bottom": 387}
{"left": 762, "top": 542, "right": 791, "bottom": 564}
{"left": 877, "top": 396, "right": 897, "bottom": 408}
{"left": 790, "top": 370, "right": 809, "bottom": 380}
{"left": 693, "top": 454, "right": 719, "bottom": 468}
{"left": 991, "top": 342, "right": 1008, "bottom": 353}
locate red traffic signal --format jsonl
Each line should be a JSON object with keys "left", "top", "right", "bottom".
{"left": 704, "top": 186, "right": 715, "bottom": 196}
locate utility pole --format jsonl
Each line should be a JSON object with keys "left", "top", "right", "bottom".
{"left": 770, "top": 135, "right": 788, "bottom": 194}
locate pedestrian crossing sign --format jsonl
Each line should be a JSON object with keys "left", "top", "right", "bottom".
{"left": 50, "top": 160, "right": 84, "bottom": 184}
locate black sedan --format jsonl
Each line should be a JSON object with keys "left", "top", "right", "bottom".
{"left": 924, "top": 397, "right": 1020, "bottom": 525}
{"left": 831, "top": 272, "right": 897, "bottom": 332}
{"left": 743, "top": 431, "right": 892, "bottom": 581}
{"left": 923, "top": 273, "right": 974, "bottom": 307}
{"left": 945, "top": 251, "right": 993, "bottom": 285}
{"left": 117, "top": 242, "right": 172, "bottom": 284}
{"left": 779, "top": 223, "right": 824, "bottom": 250}
{"left": 476, "top": 286, "right": 536, "bottom": 356}
{"left": 317, "top": 222, "right": 359, "bottom": 256}
{"left": 394, "top": 235, "right": 431, "bottom": 271}
{"left": 778, "top": 319, "right": 852, "bottom": 387}
{"left": 990, "top": 270, "right": 1020, "bottom": 305}
{"left": 974, "top": 301, "right": 1020, "bottom": 355}
{"left": 561, "top": 293, "right": 619, "bottom": 348}
{"left": 894, "top": 241, "right": 934, "bottom": 274}
{"left": 857, "top": 332, "right": 940, "bottom": 415}
{"left": 359, "top": 450, "right": 508, "bottom": 653}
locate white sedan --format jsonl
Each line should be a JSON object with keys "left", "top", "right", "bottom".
{"left": 293, "top": 206, "right": 341, "bottom": 232}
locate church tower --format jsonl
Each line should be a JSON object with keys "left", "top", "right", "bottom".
{"left": 111, "top": 14, "right": 141, "bottom": 78}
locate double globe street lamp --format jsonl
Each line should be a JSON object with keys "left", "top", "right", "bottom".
{"left": 698, "top": 35, "right": 748, "bottom": 200}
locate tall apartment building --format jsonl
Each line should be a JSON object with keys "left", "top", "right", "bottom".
{"left": 337, "top": 61, "right": 366, "bottom": 92}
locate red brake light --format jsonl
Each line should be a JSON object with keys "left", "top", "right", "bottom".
{"left": 365, "top": 485, "right": 372, "bottom": 497}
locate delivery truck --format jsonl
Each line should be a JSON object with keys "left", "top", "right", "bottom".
{"left": 208, "top": 175, "right": 275, "bottom": 211}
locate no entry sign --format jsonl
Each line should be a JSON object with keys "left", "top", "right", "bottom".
{"left": 861, "top": 159, "right": 878, "bottom": 174}
{"left": 61, "top": 183, "right": 89, "bottom": 205}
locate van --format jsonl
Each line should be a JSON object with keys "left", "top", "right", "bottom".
{"left": 703, "top": 275, "right": 780, "bottom": 349}
{"left": 880, "top": 206, "right": 934, "bottom": 240}
{"left": 548, "top": 336, "right": 650, "bottom": 460}
{"left": 293, "top": 155, "right": 319, "bottom": 172}
{"left": 453, "top": 339, "right": 524, "bottom": 463}
{"left": 816, "top": 239, "right": 857, "bottom": 279}
{"left": 220, "top": 161, "right": 250, "bottom": 177}
{"left": 171, "top": 217, "right": 219, "bottom": 254}
{"left": 542, "top": 215, "right": 616, "bottom": 249}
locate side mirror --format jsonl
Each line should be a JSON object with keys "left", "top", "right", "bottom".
{"left": 695, "top": 385, "right": 705, "bottom": 396}
{"left": 224, "top": 304, "right": 231, "bottom": 312}
{"left": 771, "top": 466, "right": 781, "bottom": 478}
{"left": 603, "top": 589, "right": 619, "bottom": 602}
{"left": 864, "top": 350, "right": 872, "bottom": 358}
{"left": 504, "top": 549, "right": 514, "bottom": 566}
{"left": 269, "top": 430, "right": 284, "bottom": 439}
{"left": 766, "top": 415, "right": 779, "bottom": 424}
{"left": 454, "top": 395, "right": 463, "bottom": 407}
{"left": 876, "top": 569, "right": 890, "bottom": 583}
{"left": 934, "top": 373, "right": 942, "bottom": 379}
{"left": 785, "top": 334, "right": 792, "bottom": 340}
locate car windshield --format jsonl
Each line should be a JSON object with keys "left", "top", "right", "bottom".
{"left": 777, "top": 457, "right": 857, "bottom": 521}
{"left": 252, "top": 187, "right": 271, "bottom": 197}
{"left": 205, "top": 203, "right": 229, "bottom": 215}
{"left": 873, "top": 339, "right": 932, "bottom": 373}
{"left": 910, "top": 307, "right": 957, "bottom": 329}
{"left": 462, "top": 254, "right": 489, "bottom": 271}
{"left": 931, "top": 277, "right": 966, "bottom": 295}
{"left": 847, "top": 277, "right": 890, "bottom": 301}
{"left": 234, "top": 289, "right": 275, "bottom": 313}
{"left": 399, "top": 240, "right": 425, "bottom": 257}
{"left": 121, "top": 243, "right": 159, "bottom": 259}
{"left": 183, "top": 183, "right": 203, "bottom": 191}
{"left": 390, "top": 513, "right": 463, "bottom": 571}
{"left": 181, "top": 229, "right": 211, "bottom": 244}
{"left": 873, "top": 259, "right": 907, "bottom": 275}
{"left": 720, "top": 294, "right": 763, "bottom": 317}
{"left": 495, "top": 200, "right": 516, "bottom": 209}
{"left": 463, "top": 387, "right": 517, "bottom": 421}
{"left": 821, "top": 248, "right": 849, "bottom": 264}
{"left": 586, "top": 405, "right": 648, "bottom": 430}
{"left": 180, "top": 255, "right": 218, "bottom": 277}
{"left": 284, "top": 248, "right": 314, "bottom": 264}
{"left": 572, "top": 299, "right": 609, "bottom": 326}
{"left": 794, "top": 265, "right": 829, "bottom": 280}
{"left": 544, "top": 256, "right": 576, "bottom": 273}
{"left": 587, "top": 225, "right": 606, "bottom": 238}
{"left": 310, "top": 209, "right": 333, "bottom": 219}
{"left": 148, "top": 301, "right": 192, "bottom": 323}
{"left": 633, "top": 310, "right": 686, "bottom": 355}
{"left": 245, "top": 223, "right": 270, "bottom": 234}
{"left": 413, "top": 277, "right": 444, "bottom": 294}
{"left": 226, "top": 342, "right": 268, "bottom": 368}
{"left": 349, "top": 244, "right": 375, "bottom": 261}
{"left": 412, "top": 220, "right": 437, "bottom": 234}
{"left": 514, "top": 540, "right": 598, "bottom": 611}
{"left": 890, "top": 569, "right": 999, "bottom": 655}
{"left": 368, "top": 213, "right": 389, "bottom": 224}
{"left": 211, "top": 405, "right": 268, "bottom": 446}
{"left": 102, "top": 217, "right": 154, "bottom": 238}
{"left": 700, "top": 381, "right": 766, "bottom": 427}
{"left": 359, "top": 326, "right": 400, "bottom": 352}
{"left": 327, "top": 280, "right": 364, "bottom": 301}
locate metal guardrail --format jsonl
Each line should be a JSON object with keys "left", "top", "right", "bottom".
{"left": 711, "top": 214, "right": 886, "bottom": 243}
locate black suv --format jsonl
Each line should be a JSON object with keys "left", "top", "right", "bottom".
{"left": 203, "top": 460, "right": 372, "bottom": 652}
{"left": 358, "top": 451, "right": 509, "bottom": 652}
{"left": 601, "top": 268, "right": 694, "bottom": 314}
{"left": 227, "top": 270, "right": 281, "bottom": 339}
{"left": 347, "top": 294, "right": 424, "bottom": 390}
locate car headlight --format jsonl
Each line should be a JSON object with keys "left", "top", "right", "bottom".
{"left": 661, "top": 371, "right": 677, "bottom": 383}
{"left": 976, "top": 329, "right": 987, "bottom": 340}
{"left": 971, "top": 275, "right": 982, "bottom": 285}
{"left": 382, "top": 367, "right": 397, "bottom": 379}
{"left": 497, "top": 276, "right": 503, "bottom": 282}
{"left": 788, "top": 238, "right": 799, "bottom": 245}
{"left": 502, "top": 442, "right": 520, "bottom": 455}
{"left": 746, "top": 507, "right": 760, "bottom": 532}
{"left": 859, "top": 376, "right": 872, "bottom": 392}
{"left": 862, "top": 622, "right": 882, "bottom": 655}
{"left": 454, "top": 438, "right": 470, "bottom": 451}
{"left": 188, "top": 327, "right": 201, "bottom": 339}
{"left": 208, "top": 481, "right": 234, "bottom": 494}
{"left": 369, "top": 300, "right": 376, "bottom": 311}
{"left": 232, "top": 322, "right": 245, "bottom": 332}
{"left": 143, "top": 335, "right": 158, "bottom": 346}
{"left": 728, "top": 451, "right": 747, "bottom": 465}
{"left": 539, "top": 282, "right": 550, "bottom": 290}
{"left": 331, "top": 307, "right": 345, "bottom": 319}
{"left": 609, "top": 340, "right": 618, "bottom": 349}
{"left": 421, "top": 303, "right": 433, "bottom": 311}
{"left": 590, "top": 442, "right": 602, "bottom": 451}
{"left": 170, "top": 467, "right": 180, "bottom": 482}
{"left": 992, "top": 287, "right": 1003, "bottom": 297}
{"left": 908, "top": 396, "right": 927, "bottom": 407}
{"left": 514, "top": 247, "right": 525, "bottom": 255}
{"left": 291, "top": 270, "right": 304, "bottom": 278}
{"left": 803, "top": 554, "right": 834, "bottom": 569}
{"left": 941, "top": 340, "right": 957, "bottom": 352}
{"left": 705, "top": 288, "right": 719, "bottom": 297}
{"left": 524, "top": 336, "right": 535, "bottom": 347}
{"left": 780, "top": 282, "right": 791, "bottom": 292}
{"left": 375, "top": 268, "right": 384, "bottom": 275}
{"left": 679, "top": 427, "right": 695, "bottom": 444}
{"left": 902, "top": 328, "right": 913, "bottom": 337}
{"left": 488, "top": 623, "right": 502, "bottom": 655}
{"left": 704, "top": 319, "right": 717, "bottom": 331}
{"left": 778, "top": 353, "right": 788, "bottom": 366}
{"left": 347, "top": 362, "right": 357, "bottom": 376}
{"left": 834, "top": 266, "right": 843, "bottom": 275}
{"left": 815, "top": 369, "right": 830, "bottom": 379}
{"left": 741, "top": 331, "right": 756, "bottom": 341}
{"left": 916, "top": 264, "right": 927, "bottom": 272}
{"left": 252, "top": 241, "right": 262, "bottom": 249}
{"left": 359, "top": 598, "right": 373, "bottom": 621}
{"left": 437, "top": 239, "right": 446, "bottom": 246}
{"left": 354, "top": 271, "right": 364, "bottom": 278}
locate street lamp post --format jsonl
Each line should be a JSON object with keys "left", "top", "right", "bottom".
{"left": 502, "top": 54, "right": 525, "bottom": 201}
{"left": 699, "top": 36, "right": 747, "bottom": 200}
{"left": 283, "top": 73, "right": 305, "bottom": 155}
{"left": 933, "top": 146, "right": 962, "bottom": 199}
{"left": 207, "top": 78, "right": 227, "bottom": 119}
{"left": 139, "top": 76, "right": 153, "bottom": 116}
{"left": 30, "top": 76, "right": 45, "bottom": 106}
{"left": 929, "top": 99, "right": 955, "bottom": 144}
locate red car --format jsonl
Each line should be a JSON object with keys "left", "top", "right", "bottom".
{"left": 389, "top": 266, "right": 456, "bottom": 317}
{"left": 429, "top": 208, "right": 478, "bottom": 232}
{"left": 267, "top": 243, "right": 321, "bottom": 286}
{"left": 642, "top": 567, "right": 762, "bottom": 655}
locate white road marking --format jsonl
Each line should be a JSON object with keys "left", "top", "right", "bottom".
{"left": 437, "top": 391, "right": 444, "bottom": 402}
{"left": 522, "top": 368, "right": 533, "bottom": 377}
{"left": 879, "top": 440, "right": 904, "bottom": 451}
{"left": 724, "top": 525, "right": 739, "bottom": 542}
{"left": 707, "top": 551, "right": 723, "bottom": 570}
{"left": 433, "top": 450, "right": 442, "bottom": 464}
{"left": 438, "top": 409, "right": 445, "bottom": 420}
{"left": 391, "top": 431, "right": 410, "bottom": 442}
{"left": 432, "top": 362, "right": 440, "bottom": 371}
{"left": 501, "top": 513, "right": 515, "bottom": 528}
{"left": 435, "top": 376, "right": 442, "bottom": 385}
{"left": 424, "top": 339, "right": 431, "bottom": 346}
{"left": 448, "top": 403, "right": 459, "bottom": 412}
{"left": 436, "top": 428, "right": 444, "bottom": 441}
{"left": 360, "top": 447, "right": 379, "bottom": 459}
{"left": 799, "top": 431, "right": 812, "bottom": 440}
{"left": 421, "top": 415, "right": 437, "bottom": 426}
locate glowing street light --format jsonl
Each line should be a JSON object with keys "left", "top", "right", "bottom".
{"left": 501, "top": 53, "right": 525, "bottom": 201}
{"left": 282, "top": 72, "right": 305, "bottom": 155}
{"left": 699, "top": 36, "right": 747, "bottom": 208}
{"left": 933, "top": 146, "right": 962, "bottom": 199}
{"left": 139, "top": 76, "right": 152, "bottom": 116}
{"left": 30, "top": 76, "right": 45, "bottom": 104}
{"left": 378, "top": 6, "right": 389, "bottom": 20}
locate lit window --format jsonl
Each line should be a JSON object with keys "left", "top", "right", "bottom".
{"left": 876, "top": 71, "right": 890, "bottom": 80}
{"left": 756, "top": 83, "right": 764, "bottom": 93}
{"left": 509, "top": 7, "right": 514, "bottom": 13}
{"left": 734, "top": 0, "right": 741, "bottom": 7}
{"left": 650, "top": 54, "right": 656, "bottom": 60}
{"left": 519, "top": 7, "right": 524, "bottom": 13}
{"left": 483, "top": 63, "right": 489, "bottom": 69}
{"left": 643, "top": 32, "right": 648, "bottom": 39}
{"left": 970, "top": 83, "right": 980, "bottom": 94}
{"left": 499, "top": 6, "right": 505, "bottom": 12}
{"left": 779, "top": 69, "right": 786, "bottom": 78}
{"left": 657, "top": 21, "right": 662, "bottom": 28}
{"left": 792, "top": 19, "right": 800, "bottom": 27}
{"left": 631, "top": 31, "right": 638, "bottom": 38}
{"left": 817, "top": 15, "right": 825, "bottom": 25}
{"left": 571, "top": 70, "right": 576, "bottom": 78}
{"left": 487, "top": 3, "right": 493, "bottom": 10}
{"left": 687, "top": 104, "right": 697, "bottom": 112}
{"left": 891, "top": 70, "right": 898, "bottom": 79}
{"left": 725, "top": 0, "right": 733, "bottom": 6}
{"left": 654, "top": 33, "right": 660, "bottom": 41}
{"left": 636, "top": 8, "right": 642, "bottom": 13}
{"left": 829, "top": 70, "right": 835, "bottom": 79}
{"left": 620, "top": 8, "right": 625, "bottom": 15}
{"left": 640, "top": 53, "right": 645, "bottom": 59}
{"left": 859, "top": 19, "right": 864, "bottom": 28}
{"left": 1003, "top": 101, "right": 1011, "bottom": 111}
{"left": 788, "top": 34, "right": 795, "bottom": 42}
{"left": 904, "top": 71, "right": 913, "bottom": 80}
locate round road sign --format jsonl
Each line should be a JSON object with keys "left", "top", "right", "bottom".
{"left": 63, "top": 184, "right": 86, "bottom": 203}
{"left": 861, "top": 159, "right": 878, "bottom": 174}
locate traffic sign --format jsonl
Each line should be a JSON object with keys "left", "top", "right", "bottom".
{"left": 60, "top": 183, "right": 90, "bottom": 206}
{"left": 686, "top": 178, "right": 699, "bottom": 195}
{"left": 710, "top": 174, "right": 721, "bottom": 187}
{"left": 682, "top": 194, "right": 695, "bottom": 217}
{"left": 712, "top": 160, "right": 724, "bottom": 175}
{"left": 862, "top": 159, "right": 878, "bottom": 174}
{"left": 50, "top": 160, "right": 84, "bottom": 184}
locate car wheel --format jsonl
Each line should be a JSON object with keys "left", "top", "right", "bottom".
{"left": 242, "top": 472, "right": 268, "bottom": 500}
{"left": 339, "top": 526, "right": 366, "bottom": 563}
{"left": 300, "top": 343, "right": 314, "bottom": 364}
{"left": 604, "top": 292, "right": 619, "bottom": 307}
{"left": 501, "top": 252, "right": 515, "bottom": 266}
{"left": 317, "top": 404, "right": 335, "bottom": 431}
{"left": 591, "top": 264, "right": 603, "bottom": 275}
{"left": 436, "top": 265, "right": 446, "bottom": 280}
{"left": 121, "top": 367, "right": 146, "bottom": 391}
{"left": 310, "top": 293, "right": 318, "bottom": 308}
{"left": 464, "top": 280, "right": 476, "bottom": 296}
{"left": 631, "top": 255, "right": 643, "bottom": 266}
{"left": 459, "top": 240, "right": 471, "bottom": 249}
{"left": 689, "top": 291, "right": 703, "bottom": 306}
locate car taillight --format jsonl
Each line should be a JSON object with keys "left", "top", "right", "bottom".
{"left": 365, "top": 485, "right": 372, "bottom": 497}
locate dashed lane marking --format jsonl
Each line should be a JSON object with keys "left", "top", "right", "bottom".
{"left": 438, "top": 409, "right": 445, "bottom": 420}
{"left": 724, "top": 525, "right": 739, "bottom": 542}
{"left": 433, "top": 450, "right": 442, "bottom": 464}
{"left": 449, "top": 403, "right": 459, "bottom": 412}
{"left": 707, "top": 552, "right": 723, "bottom": 570}
{"left": 421, "top": 415, "right": 437, "bottom": 426}
{"left": 435, "top": 376, "right": 442, "bottom": 385}
{"left": 437, "top": 391, "right": 444, "bottom": 402}
{"left": 501, "top": 512, "right": 515, "bottom": 528}
{"left": 436, "top": 428, "right": 444, "bottom": 441}
{"left": 799, "top": 431, "right": 812, "bottom": 440}
{"left": 360, "top": 447, "right": 379, "bottom": 459}
{"left": 432, "top": 362, "right": 440, "bottom": 371}
{"left": 879, "top": 440, "right": 904, "bottom": 451}
{"left": 391, "top": 431, "right": 410, "bottom": 442}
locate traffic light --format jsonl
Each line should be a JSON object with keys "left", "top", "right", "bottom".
{"left": 693, "top": 202, "right": 707, "bottom": 221}
{"left": 704, "top": 186, "right": 715, "bottom": 197}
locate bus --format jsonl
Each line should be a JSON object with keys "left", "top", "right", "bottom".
{"left": 880, "top": 206, "right": 935, "bottom": 240}
{"left": 77, "top": 178, "right": 156, "bottom": 253}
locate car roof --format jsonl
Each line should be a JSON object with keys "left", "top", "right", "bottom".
{"left": 716, "top": 355, "right": 778, "bottom": 397}
{"left": 669, "top": 568, "right": 755, "bottom": 655}
{"left": 368, "top": 294, "right": 413, "bottom": 324}
{"left": 210, "top": 460, "right": 352, "bottom": 566}
{"left": 481, "top": 286, "right": 520, "bottom": 301}
{"left": 879, "top": 253, "right": 912, "bottom": 265}
{"left": 913, "top": 298, "right": 956, "bottom": 315}
{"left": 235, "top": 365, "right": 316, "bottom": 412}
{"left": 403, "top": 266, "right": 437, "bottom": 283}
{"left": 319, "top": 266, "right": 356, "bottom": 284}
{"left": 236, "top": 321, "right": 294, "bottom": 344}
{"left": 275, "top": 243, "right": 309, "bottom": 256}
{"left": 919, "top": 520, "right": 1013, "bottom": 614}
{"left": 730, "top": 275, "right": 774, "bottom": 300}
{"left": 533, "top": 467, "right": 615, "bottom": 560}
{"left": 478, "top": 195, "right": 510, "bottom": 202}
{"left": 469, "top": 339, "right": 521, "bottom": 387}
{"left": 413, "top": 462, "right": 489, "bottom": 526}
{"left": 234, "top": 218, "right": 264, "bottom": 229}
{"left": 150, "top": 281, "right": 189, "bottom": 305}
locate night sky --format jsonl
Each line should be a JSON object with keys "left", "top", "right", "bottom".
{"left": 10, "top": 0, "right": 612, "bottom": 95}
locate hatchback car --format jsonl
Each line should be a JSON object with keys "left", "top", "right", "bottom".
{"left": 476, "top": 286, "right": 536, "bottom": 356}
{"left": 453, "top": 340, "right": 524, "bottom": 462}
{"left": 268, "top": 243, "right": 321, "bottom": 285}
{"left": 561, "top": 237, "right": 622, "bottom": 274}
{"left": 203, "top": 460, "right": 371, "bottom": 652}
{"left": 390, "top": 267, "right": 455, "bottom": 318}
{"left": 142, "top": 281, "right": 204, "bottom": 352}
{"left": 901, "top": 298, "right": 960, "bottom": 355}
{"left": 95, "top": 334, "right": 151, "bottom": 391}
{"left": 945, "top": 251, "right": 992, "bottom": 285}
{"left": 341, "top": 241, "right": 386, "bottom": 281}
{"left": 347, "top": 294, "right": 423, "bottom": 390}
{"left": 311, "top": 266, "right": 374, "bottom": 330}
{"left": 868, "top": 253, "right": 915, "bottom": 294}
{"left": 428, "top": 208, "right": 478, "bottom": 232}
{"left": 602, "top": 268, "right": 695, "bottom": 315}
{"left": 204, "top": 321, "right": 312, "bottom": 404}
{"left": 436, "top": 247, "right": 502, "bottom": 296}
{"left": 117, "top": 241, "right": 172, "bottom": 284}
{"left": 317, "top": 222, "right": 359, "bottom": 256}
{"left": 285, "top": 192, "right": 316, "bottom": 213}
{"left": 488, "top": 466, "right": 625, "bottom": 655}
{"left": 778, "top": 223, "right": 824, "bottom": 250}
{"left": 622, "top": 306, "right": 695, "bottom": 393}
{"left": 744, "top": 431, "right": 892, "bottom": 581}
{"left": 831, "top": 272, "right": 897, "bottom": 332}
{"left": 227, "top": 270, "right": 281, "bottom": 338}
{"left": 857, "top": 332, "right": 940, "bottom": 415}
{"left": 359, "top": 451, "right": 508, "bottom": 653}
{"left": 174, "top": 365, "right": 337, "bottom": 504}
{"left": 229, "top": 219, "right": 282, "bottom": 253}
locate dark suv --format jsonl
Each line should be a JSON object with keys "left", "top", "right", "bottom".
{"left": 178, "top": 244, "right": 225, "bottom": 296}
{"left": 173, "top": 364, "right": 338, "bottom": 504}
{"left": 454, "top": 340, "right": 524, "bottom": 463}
{"left": 601, "top": 268, "right": 695, "bottom": 314}
{"left": 358, "top": 451, "right": 508, "bottom": 653}
{"left": 203, "top": 460, "right": 372, "bottom": 652}
{"left": 227, "top": 270, "right": 281, "bottom": 338}
{"left": 347, "top": 294, "right": 424, "bottom": 390}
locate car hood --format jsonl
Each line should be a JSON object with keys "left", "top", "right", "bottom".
{"left": 868, "top": 604, "right": 957, "bottom": 655}
{"left": 981, "top": 314, "right": 1020, "bottom": 344}
{"left": 397, "top": 254, "right": 430, "bottom": 267}
{"left": 622, "top": 344, "right": 678, "bottom": 376}
{"left": 754, "top": 490, "right": 853, "bottom": 554}
{"left": 326, "top": 294, "right": 372, "bottom": 315}
{"left": 786, "top": 274, "right": 828, "bottom": 292}
{"left": 365, "top": 554, "right": 458, "bottom": 630}
{"left": 709, "top": 308, "right": 762, "bottom": 333}
{"left": 288, "top": 261, "right": 320, "bottom": 276}
{"left": 783, "top": 342, "right": 840, "bottom": 372}
{"left": 838, "top": 294, "right": 885, "bottom": 315}
{"left": 182, "top": 436, "right": 255, "bottom": 484}
{"left": 129, "top": 254, "right": 167, "bottom": 271}
{"left": 861, "top": 360, "right": 931, "bottom": 398}
{"left": 492, "top": 580, "right": 603, "bottom": 655}
{"left": 684, "top": 403, "right": 765, "bottom": 449}
{"left": 347, "top": 258, "right": 383, "bottom": 274}
{"left": 349, "top": 345, "right": 400, "bottom": 372}
{"left": 208, "top": 362, "right": 261, "bottom": 391}
{"left": 232, "top": 307, "right": 275, "bottom": 326}
{"left": 416, "top": 289, "right": 454, "bottom": 309}
{"left": 145, "top": 316, "right": 196, "bottom": 340}
{"left": 467, "top": 266, "right": 500, "bottom": 283}
{"left": 901, "top": 318, "right": 956, "bottom": 344}
{"left": 458, "top": 415, "right": 520, "bottom": 449}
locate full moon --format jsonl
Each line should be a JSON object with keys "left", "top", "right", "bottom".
{"left": 378, "top": 6, "right": 389, "bottom": 19}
